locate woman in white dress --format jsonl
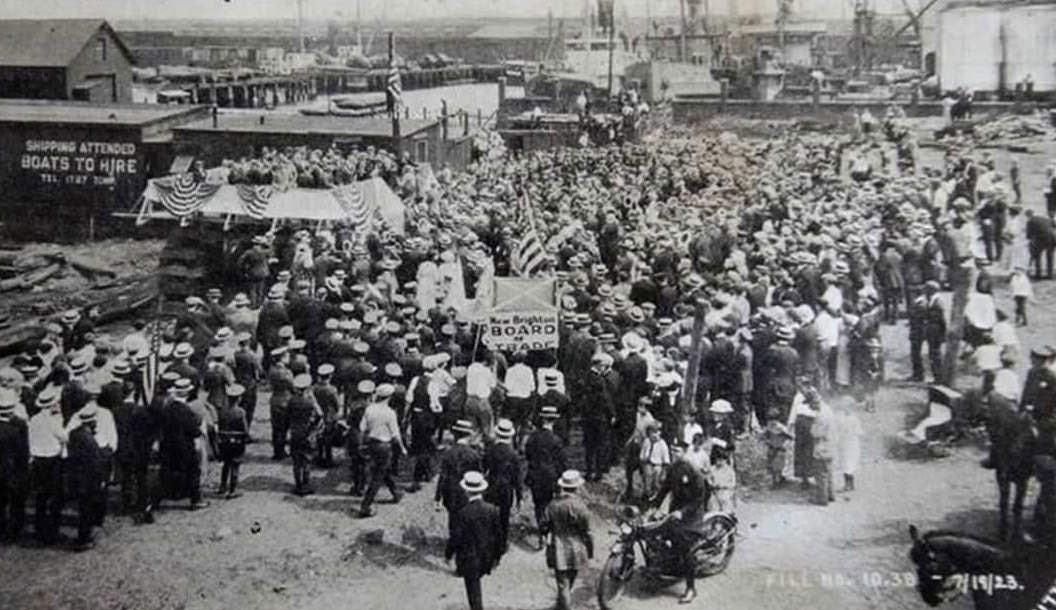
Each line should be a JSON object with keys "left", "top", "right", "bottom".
{"left": 835, "top": 311, "right": 859, "bottom": 389}
{"left": 1003, "top": 205, "right": 1030, "bottom": 273}
{"left": 438, "top": 250, "right": 468, "bottom": 313}
{"left": 415, "top": 258, "right": 440, "bottom": 311}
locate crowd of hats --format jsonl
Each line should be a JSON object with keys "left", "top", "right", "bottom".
{"left": 222, "top": 145, "right": 409, "bottom": 190}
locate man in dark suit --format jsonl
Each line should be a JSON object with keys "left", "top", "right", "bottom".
{"left": 445, "top": 471, "right": 506, "bottom": 610}
{"left": 0, "top": 394, "right": 29, "bottom": 542}
{"left": 483, "top": 419, "right": 522, "bottom": 550}
{"left": 435, "top": 419, "right": 482, "bottom": 537}
{"left": 1026, "top": 209, "right": 1056, "bottom": 280}
{"left": 525, "top": 406, "right": 566, "bottom": 546}
{"left": 67, "top": 407, "right": 105, "bottom": 550}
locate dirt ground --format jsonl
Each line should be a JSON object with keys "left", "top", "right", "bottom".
{"left": 1, "top": 125, "right": 1056, "bottom": 610}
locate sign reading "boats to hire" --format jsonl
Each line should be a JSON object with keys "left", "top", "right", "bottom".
{"left": 20, "top": 138, "right": 139, "bottom": 186}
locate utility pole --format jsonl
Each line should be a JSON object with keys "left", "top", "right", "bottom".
{"left": 679, "top": 298, "right": 709, "bottom": 434}
{"left": 356, "top": 0, "right": 362, "bottom": 51}
{"left": 607, "top": 3, "right": 615, "bottom": 98}
{"left": 389, "top": 32, "right": 400, "bottom": 151}
{"left": 679, "top": 0, "right": 689, "bottom": 62}
{"left": 297, "top": 0, "right": 306, "bottom": 53}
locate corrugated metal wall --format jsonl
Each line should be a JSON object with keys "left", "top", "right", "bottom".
{"left": 939, "top": 3, "right": 1056, "bottom": 93}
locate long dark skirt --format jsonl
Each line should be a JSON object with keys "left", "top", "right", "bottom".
{"left": 793, "top": 415, "right": 816, "bottom": 480}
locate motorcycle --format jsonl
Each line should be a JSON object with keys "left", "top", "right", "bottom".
{"left": 596, "top": 505, "right": 737, "bottom": 609}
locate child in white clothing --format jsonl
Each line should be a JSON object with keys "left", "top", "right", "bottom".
{"left": 1010, "top": 266, "right": 1033, "bottom": 326}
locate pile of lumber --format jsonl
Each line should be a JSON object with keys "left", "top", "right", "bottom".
{"left": 0, "top": 250, "right": 117, "bottom": 293}
{"left": 974, "top": 113, "right": 1052, "bottom": 142}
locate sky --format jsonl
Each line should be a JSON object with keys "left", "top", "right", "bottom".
{"left": 0, "top": 0, "right": 922, "bottom": 22}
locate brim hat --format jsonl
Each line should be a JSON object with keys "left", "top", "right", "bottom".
{"left": 226, "top": 384, "right": 246, "bottom": 398}
{"left": 710, "top": 399, "right": 734, "bottom": 414}
{"left": 460, "top": 471, "right": 489, "bottom": 493}
{"left": 317, "top": 363, "right": 335, "bottom": 377}
{"left": 494, "top": 418, "right": 515, "bottom": 439}
{"left": 557, "top": 469, "right": 585, "bottom": 490}
{"left": 452, "top": 419, "right": 475, "bottom": 435}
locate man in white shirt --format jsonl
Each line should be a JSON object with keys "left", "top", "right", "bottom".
{"left": 504, "top": 352, "right": 535, "bottom": 445}
{"left": 28, "top": 389, "right": 66, "bottom": 544}
{"left": 466, "top": 353, "right": 497, "bottom": 442}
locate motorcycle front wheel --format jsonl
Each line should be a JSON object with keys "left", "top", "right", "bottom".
{"left": 693, "top": 513, "right": 737, "bottom": 577}
{"left": 597, "top": 552, "right": 634, "bottom": 610}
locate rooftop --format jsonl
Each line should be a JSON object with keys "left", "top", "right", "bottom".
{"left": 0, "top": 99, "right": 207, "bottom": 126}
{"left": 174, "top": 111, "right": 439, "bottom": 138}
{"left": 0, "top": 19, "right": 133, "bottom": 68}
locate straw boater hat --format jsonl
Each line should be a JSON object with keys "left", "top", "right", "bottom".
{"left": 539, "top": 405, "right": 560, "bottom": 420}
{"left": 494, "top": 418, "right": 515, "bottom": 440}
{"left": 357, "top": 380, "right": 376, "bottom": 395}
{"left": 452, "top": 419, "right": 475, "bottom": 435}
{"left": 460, "top": 471, "right": 488, "bottom": 494}
{"left": 557, "top": 470, "right": 585, "bottom": 490}
{"left": 173, "top": 343, "right": 194, "bottom": 359}
{"left": 710, "top": 399, "right": 734, "bottom": 414}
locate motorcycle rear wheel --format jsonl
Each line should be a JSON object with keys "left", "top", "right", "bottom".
{"left": 693, "top": 513, "right": 737, "bottom": 577}
{"left": 597, "top": 552, "right": 634, "bottom": 610}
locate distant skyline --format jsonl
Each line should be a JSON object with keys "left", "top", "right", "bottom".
{"left": 0, "top": 0, "right": 927, "bottom": 23}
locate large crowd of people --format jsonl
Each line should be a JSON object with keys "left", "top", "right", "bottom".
{"left": 1, "top": 107, "right": 1055, "bottom": 608}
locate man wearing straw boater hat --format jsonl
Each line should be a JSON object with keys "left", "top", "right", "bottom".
{"left": 444, "top": 471, "right": 505, "bottom": 610}
{"left": 524, "top": 406, "right": 567, "bottom": 547}
{"left": 435, "top": 419, "right": 482, "bottom": 536}
{"left": 542, "top": 469, "right": 594, "bottom": 610}
{"left": 483, "top": 418, "right": 522, "bottom": 550}
{"left": 358, "top": 383, "right": 406, "bottom": 518}
{"left": 67, "top": 403, "right": 106, "bottom": 550}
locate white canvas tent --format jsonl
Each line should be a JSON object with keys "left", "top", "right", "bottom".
{"left": 135, "top": 175, "right": 405, "bottom": 233}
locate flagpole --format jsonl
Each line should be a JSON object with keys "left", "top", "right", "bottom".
{"left": 388, "top": 32, "right": 401, "bottom": 154}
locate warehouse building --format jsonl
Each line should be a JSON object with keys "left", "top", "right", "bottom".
{"left": 937, "top": 0, "right": 1056, "bottom": 95}
{"left": 0, "top": 19, "right": 136, "bottom": 104}
{"left": 0, "top": 100, "right": 209, "bottom": 241}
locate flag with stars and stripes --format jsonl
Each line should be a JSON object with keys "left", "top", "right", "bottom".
{"left": 141, "top": 320, "right": 163, "bottom": 405}
{"left": 511, "top": 191, "right": 547, "bottom": 277}
{"left": 386, "top": 60, "right": 403, "bottom": 117}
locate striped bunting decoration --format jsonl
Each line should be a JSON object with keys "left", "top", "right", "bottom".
{"left": 235, "top": 184, "right": 275, "bottom": 219}
{"left": 330, "top": 183, "right": 375, "bottom": 228}
{"left": 151, "top": 172, "right": 222, "bottom": 217}
{"left": 512, "top": 190, "right": 546, "bottom": 277}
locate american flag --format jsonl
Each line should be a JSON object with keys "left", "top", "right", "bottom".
{"left": 386, "top": 60, "right": 402, "bottom": 117}
{"left": 512, "top": 190, "right": 547, "bottom": 277}
{"left": 141, "top": 319, "right": 163, "bottom": 404}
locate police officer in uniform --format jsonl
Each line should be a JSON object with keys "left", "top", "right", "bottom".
{"left": 268, "top": 346, "right": 294, "bottom": 460}
{"left": 217, "top": 384, "right": 249, "bottom": 499}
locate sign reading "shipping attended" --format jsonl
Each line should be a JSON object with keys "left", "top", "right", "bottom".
{"left": 20, "top": 138, "right": 138, "bottom": 186}
{"left": 484, "top": 310, "right": 560, "bottom": 352}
